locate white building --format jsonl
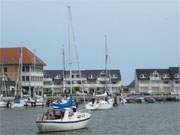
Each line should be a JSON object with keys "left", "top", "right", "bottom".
{"left": 134, "top": 67, "right": 180, "bottom": 95}
{"left": 43, "top": 69, "right": 121, "bottom": 95}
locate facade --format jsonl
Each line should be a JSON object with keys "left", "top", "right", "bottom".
{"left": 43, "top": 69, "right": 121, "bottom": 95}
{"left": 0, "top": 47, "right": 46, "bottom": 97}
{"left": 135, "top": 67, "right": 180, "bottom": 95}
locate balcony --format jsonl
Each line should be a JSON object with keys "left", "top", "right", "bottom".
{"left": 97, "top": 77, "right": 110, "bottom": 82}
{"left": 43, "top": 78, "right": 53, "bottom": 82}
{"left": 65, "top": 77, "right": 87, "bottom": 81}
{"left": 22, "top": 81, "right": 43, "bottom": 87}
{"left": 22, "top": 71, "right": 43, "bottom": 77}
{"left": 150, "top": 77, "right": 161, "bottom": 81}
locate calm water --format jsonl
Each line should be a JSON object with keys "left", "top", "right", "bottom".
{"left": 0, "top": 103, "right": 180, "bottom": 135}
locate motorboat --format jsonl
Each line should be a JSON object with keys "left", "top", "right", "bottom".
{"left": 36, "top": 96, "right": 91, "bottom": 132}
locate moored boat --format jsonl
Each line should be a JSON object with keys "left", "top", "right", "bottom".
{"left": 36, "top": 96, "right": 91, "bottom": 132}
{"left": 96, "top": 98, "right": 113, "bottom": 110}
{"left": 0, "top": 101, "right": 7, "bottom": 108}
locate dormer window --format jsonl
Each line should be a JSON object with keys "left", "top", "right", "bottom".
{"left": 112, "top": 74, "right": 117, "bottom": 78}
{"left": 139, "top": 74, "right": 146, "bottom": 79}
{"left": 174, "top": 74, "right": 180, "bottom": 78}
{"left": 90, "top": 74, "right": 93, "bottom": 78}
{"left": 152, "top": 71, "right": 159, "bottom": 77}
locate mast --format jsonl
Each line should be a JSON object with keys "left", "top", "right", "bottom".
{"left": 67, "top": 5, "right": 85, "bottom": 101}
{"left": 16, "top": 47, "right": 23, "bottom": 97}
{"left": 67, "top": 5, "right": 73, "bottom": 95}
{"left": 0, "top": 53, "right": 7, "bottom": 97}
{"left": 104, "top": 35, "right": 112, "bottom": 94}
{"left": 33, "top": 49, "right": 36, "bottom": 97}
{"left": 20, "top": 47, "right": 23, "bottom": 97}
{"left": 62, "top": 44, "right": 66, "bottom": 93}
{"left": 104, "top": 34, "right": 108, "bottom": 91}
{"left": 105, "top": 34, "right": 108, "bottom": 76}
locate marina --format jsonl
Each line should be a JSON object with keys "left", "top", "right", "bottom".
{"left": 0, "top": 1, "right": 179, "bottom": 135}
{"left": 0, "top": 102, "right": 179, "bottom": 135}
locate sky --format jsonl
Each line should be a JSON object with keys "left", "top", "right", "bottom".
{"left": 1, "top": 0, "right": 180, "bottom": 85}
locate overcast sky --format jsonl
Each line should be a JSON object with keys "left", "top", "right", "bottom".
{"left": 1, "top": 0, "right": 179, "bottom": 84}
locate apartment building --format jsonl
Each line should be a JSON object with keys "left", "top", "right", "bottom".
{"left": 0, "top": 47, "right": 46, "bottom": 97}
{"left": 134, "top": 67, "right": 180, "bottom": 95}
{"left": 43, "top": 69, "right": 121, "bottom": 95}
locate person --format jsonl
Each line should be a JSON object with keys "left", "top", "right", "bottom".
{"left": 72, "top": 106, "right": 76, "bottom": 112}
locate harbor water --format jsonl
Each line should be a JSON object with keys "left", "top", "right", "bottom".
{"left": 0, "top": 102, "right": 180, "bottom": 135}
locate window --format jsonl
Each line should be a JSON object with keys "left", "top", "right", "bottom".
{"left": 22, "top": 66, "right": 25, "bottom": 72}
{"left": 26, "top": 76, "right": 29, "bottom": 81}
{"left": 175, "top": 81, "right": 179, "bottom": 84}
{"left": 112, "top": 74, "right": 117, "bottom": 78}
{"left": 26, "top": 66, "right": 29, "bottom": 72}
{"left": 164, "top": 81, "right": 169, "bottom": 84}
{"left": 174, "top": 74, "right": 180, "bottom": 78}
{"left": 22, "top": 76, "right": 25, "bottom": 81}
{"left": 4, "top": 67, "right": 7, "bottom": 72}
{"left": 140, "top": 74, "right": 146, "bottom": 79}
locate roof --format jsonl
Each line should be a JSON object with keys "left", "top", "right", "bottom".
{"left": 0, "top": 47, "right": 46, "bottom": 66}
{"left": 44, "top": 69, "right": 121, "bottom": 80}
{"left": 136, "top": 67, "right": 180, "bottom": 80}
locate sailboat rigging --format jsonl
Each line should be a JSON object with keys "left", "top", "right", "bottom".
{"left": 36, "top": 5, "right": 91, "bottom": 132}
{"left": 13, "top": 47, "right": 25, "bottom": 108}
{"left": 85, "top": 35, "right": 114, "bottom": 110}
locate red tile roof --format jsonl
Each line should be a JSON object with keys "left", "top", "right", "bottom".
{"left": 0, "top": 47, "right": 46, "bottom": 66}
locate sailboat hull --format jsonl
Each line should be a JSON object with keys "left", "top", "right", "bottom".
{"left": 36, "top": 117, "right": 90, "bottom": 132}
{"left": 96, "top": 99, "right": 113, "bottom": 110}
{"left": 85, "top": 102, "right": 99, "bottom": 110}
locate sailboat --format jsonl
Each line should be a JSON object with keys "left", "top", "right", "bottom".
{"left": 0, "top": 72, "right": 7, "bottom": 107}
{"left": 24, "top": 50, "right": 45, "bottom": 106}
{"left": 13, "top": 47, "right": 25, "bottom": 108}
{"left": 36, "top": 5, "right": 91, "bottom": 132}
{"left": 86, "top": 35, "right": 113, "bottom": 110}
{"left": 0, "top": 56, "right": 8, "bottom": 108}
{"left": 36, "top": 96, "right": 91, "bottom": 132}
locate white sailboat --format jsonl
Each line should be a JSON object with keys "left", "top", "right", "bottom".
{"left": 0, "top": 56, "right": 7, "bottom": 108}
{"left": 36, "top": 98, "right": 91, "bottom": 132}
{"left": 86, "top": 35, "right": 113, "bottom": 110}
{"left": 13, "top": 47, "right": 25, "bottom": 108}
{"left": 36, "top": 5, "right": 91, "bottom": 132}
{"left": 0, "top": 74, "right": 7, "bottom": 108}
